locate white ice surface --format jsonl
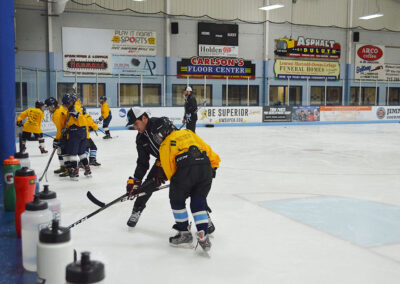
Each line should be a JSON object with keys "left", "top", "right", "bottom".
{"left": 24, "top": 124, "right": 400, "bottom": 284}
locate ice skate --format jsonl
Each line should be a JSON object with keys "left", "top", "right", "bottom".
{"left": 89, "top": 157, "right": 101, "bottom": 166}
{"left": 169, "top": 224, "right": 193, "bottom": 248}
{"left": 84, "top": 165, "right": 92, "bottom": 177}
{"left": 54, "top": 166, "right": 66, "bottom": 174}
{"left": 39, "top": 147, "right": 48, "bottom": 154}
{"left": 59, "top": 168, "right": 70, "bottom": 177}
{"left": 127, "top": 207, "right": 142, "bottom": 227}
{"left": 195, "top": 230, "right": 211, "bottom": 252}
{"left": 69, "top": 167, "right": 79, "bottom": 180}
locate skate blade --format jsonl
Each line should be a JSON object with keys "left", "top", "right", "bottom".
{"left": 84, "top": 174, "right": 92, "bottom": 178}
{"left": 69, "top": 177, "right": 79, "bottom": 181}
{"left": 169, "top": 242, "right": 194, "bottom": 249}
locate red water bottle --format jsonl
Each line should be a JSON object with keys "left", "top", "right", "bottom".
{"left": 14, "top": 167, "right": 36, "bottom": 237}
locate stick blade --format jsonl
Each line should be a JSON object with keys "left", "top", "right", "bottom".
{"left": 86, "top": 191, "right": 106, "bottom": 207}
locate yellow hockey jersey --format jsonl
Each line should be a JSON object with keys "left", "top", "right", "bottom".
{"left": 84, "top": 113, "right": 98, "bottom": 138}
{"left": 159, "top": 130, "right": 220, "bottom": 180}
{"left": 17, "top": 108, "right": 44, "bottom": 134}
{"left": 66, "top": 102, "right": 87, "bottom": 129}
{"left": 101, "top": 102, "right": 110, "bottom": 119}
{"left": 52, "top": 105, "right": 68, "bottom": 139}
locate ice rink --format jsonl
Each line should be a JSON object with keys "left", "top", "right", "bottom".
{"left": 24, "top": 123, "right": 400, "bottom": 284}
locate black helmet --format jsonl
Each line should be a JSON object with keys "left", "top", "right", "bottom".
{"left": 99, "top": 96, "right": 107, "bottom": 102}
{"left": 35, "top": 101, "right": 44, "bottom": 108}
{"left": 151, "top": 117, "right": 176, "bottom": 145}
{"left": 82, "top": 106, "right": 87, "bottom": 115}
{"left": 44, "top": 97, "right": 58, "bottom": 108}
{"left": 62, "top": 93, "right": 76, "bottom": 105}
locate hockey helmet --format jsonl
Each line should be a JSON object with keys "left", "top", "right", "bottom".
{"left": 62, "top": 93, "right": 76, "bottom": 105}
{"left": 99, "top": 96, "right": 107, "bottom": 102}
{"left": 35, "top": 101, "right": 44, "bottom": 108}
{"left": 151, "top": 117, "right": 176, "bottom": 145}
{"left": 126, "top": 107, "right": 146, "bottom": 126}
{"left": 44, "top": 97, "right": 58, "bottom": 108}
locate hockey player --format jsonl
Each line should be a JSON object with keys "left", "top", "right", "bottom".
{"left": 60, "top": 94, "right": 91, "bottom": 179}
{"left": 151, "top": 117, "right": 220, "bottom": 251}
{"left": 182, "top": 86, "right": 198, "bottom": 133}
{"left": 16, "top": 101, "right": 48, "bottom": 154}
{"left": 82, "top": 106, "right": 101, "bottom": 166}
{"left": 99, "top": 96, "right": 112, "bottom": 139}
{"left": 44, "top": 97, "right": 68, "bottom": 174}
{"left": 125, "top": 108, "right": 216, "bottom": 235}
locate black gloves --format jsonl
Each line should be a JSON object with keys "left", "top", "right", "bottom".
{"left": 16, "top": 121, "right": 23, "bottom": 127}
{"left": 153, "top": 165, "right": 167, "bottom": 186}
{"left": 126, "top": 177, "right": 142, "bottom": 196}
{"left": 212, "top": 168, "right": 217, "bottom": 179}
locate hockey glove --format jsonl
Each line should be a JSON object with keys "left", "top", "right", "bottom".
{"left": 126, "top": 177, "right": 142, "bottom": 196}
{"left": 98, "top": 116, "right": 104, "bottom": 122}
{"left": 153, "top": 165, "right": 167, "bottom": 186}
{"left": 53, "top": 139, "right": 61, "bottom": 149}
{"left": 16, "top": 121, "right": 23, "bottom": 127}
{"left": 89, "top": 126, "right": 94, "bottom": 132}
{"left": 212, "top": 168, "right": 217, "bottom": 179}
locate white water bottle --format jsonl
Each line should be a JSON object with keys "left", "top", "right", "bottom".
{"left": 38, "top": 185, "right": 61, "bottom": 221}
{"left": 66, "top": 252, "right": 105, "bottom": 283}
{"left": 37, "top": 219, "right": 73, "bottom": 284}
{"left": 21, "top": 195, "right": 52, "bottom": 271}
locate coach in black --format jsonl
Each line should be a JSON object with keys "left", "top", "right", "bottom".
{"left": 182, "top": 86, "right": 198, "bottom": 132}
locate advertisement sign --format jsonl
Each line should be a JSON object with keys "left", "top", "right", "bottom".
{"left": 63, "top": 54, "right": 111, "bottom": 74}
{"left": 197, "top": 107, "right": 262, "bottom": 124}
{"left": 274, "top": 59, "right": 340, "bottom": 81}
{"left": 263, "top": 106, "right": 291, "bottom": 122}
{"left": 112, "top": 55, "right": 157, "bottom": 75}
{"left": 385, "top": 64, "right": 400, "bottom": 82}
{"left": 320, "top": 106, "right": 375, "bottom": 121}
{"left": 374, "top": 106, "right": 400, "bottom": 120}
{"left": 62, "top": 27, "right": 157, "bottom": 75}
{"left": 111, "top": 29, "right": 156, "bottom": 56}
{"left": 292, "top": 106, "right": 320, "bottom": 122}
{"left": 355, "top": 44, "right": 385, "bottom": 80}
{"left": 198, "top": 45, "right": 239, "bottom": 57}
{"left": 177, "top": 57, "right": 255, "bottom": 79}
{"left": 274, "top": 36, "right": 341, "bottom": 59}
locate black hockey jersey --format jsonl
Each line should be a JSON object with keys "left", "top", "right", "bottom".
{"left": 183, "top": 94, "right": 198, "bottom": 120}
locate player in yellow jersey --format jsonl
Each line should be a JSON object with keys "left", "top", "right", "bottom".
{"left": 151, "top": 117, "right": 220, "bottom": 252}
{"left": 16, "top": 101, "right": 48, "bottom": 154}
{"left": 82, "top": 106, "right": 101, "bottom": 166}
{"left": 60, "top": 94, "right": 91, "bottom": 180}
{"left": 99, "top": 96, "right": 112, "bottom": 139}
{"left": 44, "top": 97, "right": 69, "bottom": 174}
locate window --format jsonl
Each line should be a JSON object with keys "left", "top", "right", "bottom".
{"left": 388, "top": 88, "right": 400, "bottom": 105}
{"left": 222, "top": 85, "right": 259, "bottom": 106}
{"left": 172, "top": 85, "right": 213, "bottom": 106}
{"left": 119, "top": 84, "right": 161, "bottom": 106}
{"left": 120, "top": 84, "right": 139, "bottom": 106}
{"left": 350, "top": 87, "right": 378, "bottom": 106}
{"left": 57, "top": 83, "right": 105, "bottom": 107}
{"left": 310, "top": 87, "right": 342, "bottom": 106}
{"left": 269, "top": 86, "right": 302, "bottom": 106}
{"left": 15, "top": 82, "right": 27, "bottom": 111}
{"left": 142, "top": 84, "right": 161, "bottom": 106}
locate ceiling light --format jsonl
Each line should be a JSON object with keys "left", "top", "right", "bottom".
{"left": 259, "top": 4, "right": 284, "bottom": 11}
{"left": 132, "top": 0, "right": 146, "bottom": 2}
{"left": 359, "top": 13, "right": 383, "bottom": 20}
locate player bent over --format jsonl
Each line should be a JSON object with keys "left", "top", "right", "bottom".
{"left": 16, "top": 101, "right": 48, "bottom": 154}
{"left": 82, "top": 106, "right": 101, "bottom": 166}
{"left": 99, "top": 96, "right": 112, "bottom": 139}
{"left": 60, "top": 94, "right": 91, "bottom": 179}
{"left": 152, "top": 117, "right": 220, "bottom": 251}
{"left": 44, "top": 97, "right": 68, "bottom": 174}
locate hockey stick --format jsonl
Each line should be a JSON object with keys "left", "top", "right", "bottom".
{"left": 87, "top": 183, "right": 169, "bottom": 208}
{"left": 38, "top": 147, "right": 57, "bottom": 182}
{"left": 69, "top": 184, "right": 168, "bottom": 229}
{"left": 42, "top": 133, "right": 55, "bottom": 139}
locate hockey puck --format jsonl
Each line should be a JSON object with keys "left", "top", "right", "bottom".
{"left": 205, "top": 124, "right": 214, "bottom": 128}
